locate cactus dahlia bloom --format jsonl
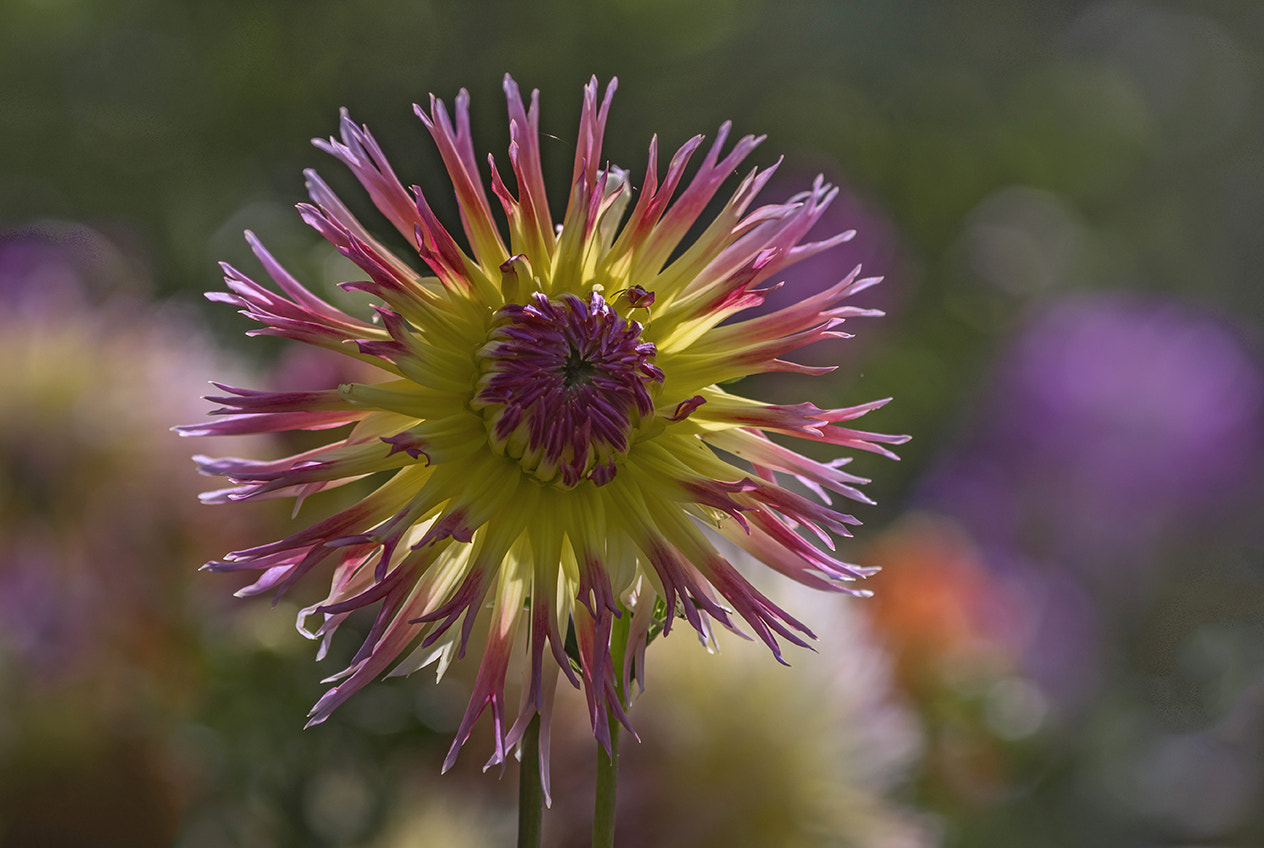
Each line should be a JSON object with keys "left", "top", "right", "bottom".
{"left": 182, "top": 75, "right": 907, "bottom": 784}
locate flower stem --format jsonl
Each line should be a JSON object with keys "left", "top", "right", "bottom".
{"left": 517, "top": 715, "right": 544, "bottom": 848}
{"left": 592, "top": 606, "right": 631, "bottom": 848}
{"left": 592, "top": 715, "right": 620, "bottom": 848}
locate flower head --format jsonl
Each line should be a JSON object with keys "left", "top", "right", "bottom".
{"left": 182, "top": 76, "right": 907, "bottom": 785}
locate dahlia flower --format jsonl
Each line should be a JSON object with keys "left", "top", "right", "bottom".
{"left": 182, "top": 75, "right": 907, "bottom": 784}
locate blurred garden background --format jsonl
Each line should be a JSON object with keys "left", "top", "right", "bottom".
{"left": 3, "top": 0, "right": 1263, "bottom": 845}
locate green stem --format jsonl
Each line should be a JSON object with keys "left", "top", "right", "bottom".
{"left": 592, "top": 606, "right": 631, "bottom": 848}
{"left": 517, "top": 715, "right": 544, "bottom": 848}
{"left": 592, "top": 714, "right": 620, "bottom": 848}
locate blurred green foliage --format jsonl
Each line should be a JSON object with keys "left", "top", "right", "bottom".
{"left": 6, "top": 0, "right": 1263, "bottom": 471}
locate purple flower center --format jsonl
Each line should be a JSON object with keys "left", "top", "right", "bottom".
{"left": 472, "top": 290, "right": 664, "bottom": 488}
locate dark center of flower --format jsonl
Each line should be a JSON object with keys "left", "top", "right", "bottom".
{"left": 472, "top": 291, "right": 664, "bottom": 488}
{"left": 561, "top": 345, "right": 598, "bottom": 389}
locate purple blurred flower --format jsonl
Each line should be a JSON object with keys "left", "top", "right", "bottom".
{"left": 920, "top": 293, "right": 1263, "bottom": 573}
{"left": 913, "top": 293, "right": 1264, "bottom": 705}
{"left": 0, "top": 223, "right": 266, "bottom": 687}
{"left": 0, "top": 223, "right": 277, "bottom": 847}
{"left": 0, "top": 222, "right": 146, "bottom": 316}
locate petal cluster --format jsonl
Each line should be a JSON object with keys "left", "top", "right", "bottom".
{"left": 182, "top": 75, "right": 907, "bottom": 786}
{"left": 472, "top": 290, "right": 663, "bottom": 488}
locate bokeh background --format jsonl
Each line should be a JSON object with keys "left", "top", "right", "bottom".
{"left": 3, "top": 0, "right": 1263, "bottom": 846}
